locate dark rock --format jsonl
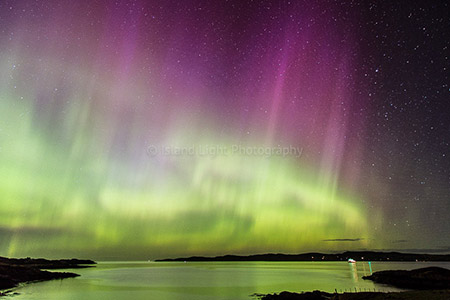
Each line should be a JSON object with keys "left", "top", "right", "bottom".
{"left": 0, "top": 256, "right": 95, "bottom": 291}
{"left": 260, "top": 290, "right": 333, "bottom": 300}
{"left": 257, "top": 290, "right": 450, "bottom": 300}
{"left": 363, "top": 266, "right": 450, "bottom": 289}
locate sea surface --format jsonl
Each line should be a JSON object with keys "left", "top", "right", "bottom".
{"left": 10, "top": 261, "right": 450, "bottom": 299}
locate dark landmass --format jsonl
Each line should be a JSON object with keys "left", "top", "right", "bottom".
{"left": 258, "top": 267, "right": 450, "bottom": 299}
{"left": 363, "top": 266, "right": 450, "bottom": 289}
{"left": 0, "top": 256, "right": 96, "bottom": 269}
{"left": 0, "top": 264, "right": 79, "bottom": 290}
{"left": 0, "top": 256, "right": 96, "bottom": 291}
{"left": 257, "top": 289, "right": 450, "bottom": 300}
{"left": 156, "top": 251, "right": 450, "bottom": 262}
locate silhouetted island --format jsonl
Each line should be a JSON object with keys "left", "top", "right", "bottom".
{"left": 0, "top": 256, "right": 96, "bottom": 292}
{"left": 156, "top": 251, "right": 450, "bottom": 262}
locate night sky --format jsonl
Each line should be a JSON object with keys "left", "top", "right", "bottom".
{"left": 0, "top": 0, "right": 449, "bottom": 260}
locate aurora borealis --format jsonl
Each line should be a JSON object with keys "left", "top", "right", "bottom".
{"left": 0, "top": 0, "right": 449, "bottom": 260}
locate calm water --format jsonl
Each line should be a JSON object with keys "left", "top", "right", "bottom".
{"left": 10, "top": 261, "right": 450, "bottom": 299}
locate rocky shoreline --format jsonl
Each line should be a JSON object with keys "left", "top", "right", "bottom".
{"left": 258, "top": 289, "right": 450, "bottom": 300}
{"left": 0, "top": 256, "right": 96, "bottom": 292}
{"left": 362, "top": 266, "right": 450, "bottom": 289}
{"left": 258, "top": 267, "right": 450, "bottom": 300}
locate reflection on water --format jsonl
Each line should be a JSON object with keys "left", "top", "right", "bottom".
{"left": 349, "top": 262, "right": 358, "bottom": 282}
{"left": 348, "top": 261, "right": 373, "bottom": 284}
{"left": 8, "top": 261, "right": 450, "bottom": 300}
